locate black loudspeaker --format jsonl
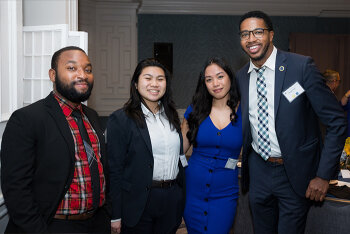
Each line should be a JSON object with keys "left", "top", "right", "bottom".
{"left": 153, "top": 43, "right": 173, "bottom": 74}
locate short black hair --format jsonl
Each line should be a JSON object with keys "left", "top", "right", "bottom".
{"left": 239, "top": 11, "right": 274, "bottom": 31}
{"left": 51, "top": 46, "right": 86, "bottom": 70}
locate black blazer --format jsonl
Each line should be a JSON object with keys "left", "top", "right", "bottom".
{"left": 0, "top": 93, "right": 109, "bottom": 233}
{"left": 107, "top": 108, "right": 185, "bottom": 227}
{"left": 236, "top": 50, "right": 347, "bottom": 197}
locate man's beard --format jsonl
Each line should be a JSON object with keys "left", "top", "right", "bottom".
{"left": 250, "top": 42, "right": 270, "bottom": 62}
{"left": 55, "top": 72, "right": 94, "bottom": 103}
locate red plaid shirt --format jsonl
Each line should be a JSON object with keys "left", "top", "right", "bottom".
{"left": 54, "top": 93, "right": 105, "bottom": 214}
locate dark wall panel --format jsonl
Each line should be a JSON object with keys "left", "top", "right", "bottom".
{"left": 138, "top": 14, "right": 350, "bottom": 108}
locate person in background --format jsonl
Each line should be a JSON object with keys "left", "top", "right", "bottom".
{"left": 181, "top": 57, "right": 242, "bottom": 233}
{"left": 323, "top": 69, "right": 341, "bottom": 93}
{"left": 322, "top": 69, "right": 350, "bottom": 137}
{"left": 236, "top": 10, "right": 347, "bottom": 234}
{"left": 107, "top": 58, "right": 185, "bottom": 234}
{"left": 321, "top": 69, "right": 342, "bottom": 139}
{"left": 1, "top": 46, "right": 110, "bottom": 233}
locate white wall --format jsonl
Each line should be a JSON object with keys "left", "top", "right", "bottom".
{"left": 23, "top": 0, "right": 77, "bottom": 27}
{"left": 1, "top": 0, "right": 78, "bottom": 230}
{"left": 79, "top": 0, "right": 139, "bottom": 116}
{"left": 0, "top": 0, "right": 23, "bottom": 148}
{"left": 0, "top": 122, "right": 6, "bottom": 148}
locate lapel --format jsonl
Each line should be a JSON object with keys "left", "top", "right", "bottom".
{"left": 274, "top": 50, "right": 287, "bottom": 117}
{"left": 137, "top": 119, "right": 153, "bottom": 154}
{"left": 136, "top": 115, "right": 184, "bottom": 160}
{"left": 240, "top": 64, "right": 251, "bottom": 139}
{"left": 44, "top": 93, "right": 75, "bottom": 161}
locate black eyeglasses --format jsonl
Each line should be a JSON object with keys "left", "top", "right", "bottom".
{"left": 239, "top": 28, "right": 269, "bottom": 40}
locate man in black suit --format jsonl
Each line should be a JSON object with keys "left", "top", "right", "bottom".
{"left": 1, "top": 46, "right": 110, "bottom": 233}
{"left": 236, "top": 11, "right": 347, "bottom": 234}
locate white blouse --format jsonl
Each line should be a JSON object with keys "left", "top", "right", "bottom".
{"left": 141, "top": 103, "right": 180, "bottom": 180}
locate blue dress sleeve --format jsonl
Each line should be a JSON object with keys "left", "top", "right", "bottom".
{"left": 184, "top": 105, "right": 193, "bottom": 120}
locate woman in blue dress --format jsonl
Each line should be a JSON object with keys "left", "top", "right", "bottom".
{"left": 181, "top": 57, "right": 242, "bottom": 234}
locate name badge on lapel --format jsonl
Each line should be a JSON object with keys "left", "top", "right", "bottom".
{"left": 180, "top": 154, "right": 188, "bottom": 167}
{"left": 282, "top": 82, "right": 305, "bottom": 103}
{"left": 225, "top": 158, "right": 238, "bottom": 170}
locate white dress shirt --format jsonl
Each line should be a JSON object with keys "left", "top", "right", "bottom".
{"left": 248, "top": 46, "right": 281, "bottom": 157}
{"left": 141, "top": 103, "right": 180, "bottom": 180}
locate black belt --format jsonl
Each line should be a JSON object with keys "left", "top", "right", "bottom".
{"left": 151, "top": 179, "right": 176, "bottom": 188}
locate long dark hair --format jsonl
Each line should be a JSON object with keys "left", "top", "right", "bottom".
{"left": 187, "top": 57, "right": 240, "bottom": 147}
{"left": 124, "top": 58, "right": 180, "bottom": 132}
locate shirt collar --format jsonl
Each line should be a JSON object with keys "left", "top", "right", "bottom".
{"left": 247, "top": 46, "right": 277, "bottom": 73}
{"left": 53, "top": 91, "right": 83, "bottom": 117}
{"left": 141, "top": 102, "right": 164, "bottom": 117}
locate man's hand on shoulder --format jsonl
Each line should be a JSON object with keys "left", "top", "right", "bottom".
{"left": 305, "top": 177, "right": 329, "bottom": 202}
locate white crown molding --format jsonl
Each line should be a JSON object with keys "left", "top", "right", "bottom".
{"left": 319, "top": 10, "right": 350, "bottom": 18}
{"left": 138, "top": 0, "right": 350, "bottom": 17}
{"left": 95, "top": 0, "right": 140, "bottom": 9}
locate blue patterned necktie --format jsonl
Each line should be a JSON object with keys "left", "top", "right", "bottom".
{"left": 255, "top": 66, "right": 271, "bottom": 160}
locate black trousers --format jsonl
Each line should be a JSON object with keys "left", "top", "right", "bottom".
{"left": 122, "top": 183, "right": 184, "bottom": 234}
{"left": 47, "top": 207, "right": 111, "bottom": 233}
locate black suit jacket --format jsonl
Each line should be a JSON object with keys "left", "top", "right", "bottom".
{"left": 0, "top": 93, "right": 109, "bottom": 233}
{"left": 107, "top": 108, "right": 185, "bottom": 227}
{"left": 236, "top": 50, "right": 347, "bottom": 197}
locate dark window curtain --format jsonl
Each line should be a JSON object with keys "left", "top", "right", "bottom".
{"left": 289, "top": 33, "right": 350, "bottom": 100}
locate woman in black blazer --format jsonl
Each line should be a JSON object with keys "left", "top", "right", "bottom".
{"left": 107, "top": 58, "right": 185, "bottom": 234}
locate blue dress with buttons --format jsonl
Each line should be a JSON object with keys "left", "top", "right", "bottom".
{"left": 183, "top": 105, "right": 242, "bottom": 234}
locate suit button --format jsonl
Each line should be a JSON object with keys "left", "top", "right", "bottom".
{"left": 206, "top": 184, "right": 210, "bottom": 187}
{"left": 204, "top": 211, "right": 208, "bottom": 216}
{"left": 149, "top": 164, "right": 153, "bottom": 169}
{"left": 204, "top": 198, "right": 208, "bottom": 202}
{"left": 217, "top": 132, "right": 221, "bottom": 136}
{"left": 204, "top": 226, "right": 207, "bottom": 231}
{"left": 215, "top": 145, "right": 219, "bottom": 149}
{"left": 146, "top": 186, "right": 150, "bottom": 191}
{"left": 213, "top": 156, "right": 217, "bottom": 159}
{"left": 209, "top": 169, "right": 213, "bottom": 173}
